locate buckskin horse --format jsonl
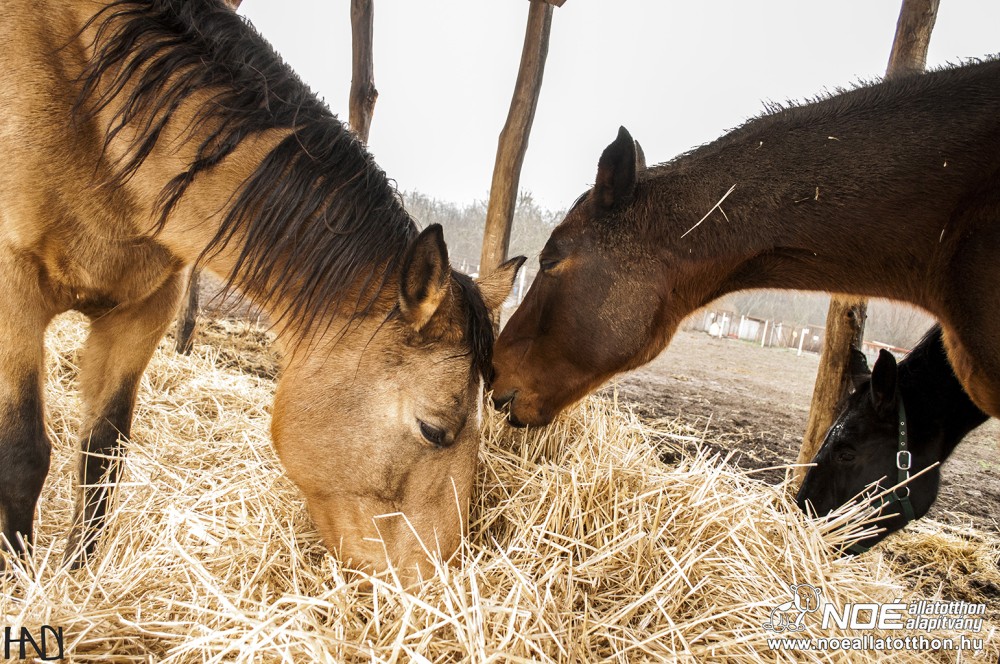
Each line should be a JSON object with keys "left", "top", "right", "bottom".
{"left": 492, "top": 58, "right": 1000, "bottom": 429}
{"left": 797, "top": 327, "right": 988, "bottom": 553}
{"left": 0, "top": 0, "right": 522, "bottom": 579}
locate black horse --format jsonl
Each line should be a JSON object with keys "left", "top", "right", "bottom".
{"left": 796, "top": 326, "right": 989, "bottom": 552}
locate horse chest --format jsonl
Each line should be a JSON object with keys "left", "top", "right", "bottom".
{"left": 34, "top": 232, "right": 182, "bottom": 314}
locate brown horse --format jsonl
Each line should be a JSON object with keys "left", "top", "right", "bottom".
{"left": 0, "top": 0, "right": 522, "bottom": 580}
{"left": 493, "top": 58, "right": 1000, "bottom": 427}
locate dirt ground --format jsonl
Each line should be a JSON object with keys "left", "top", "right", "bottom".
{"left": 602, "top": 328, "right": 1000, "bottom": 534}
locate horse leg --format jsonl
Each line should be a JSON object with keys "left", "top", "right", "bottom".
{"left": 0, "top": 266, "right": 53, "bottom": 569}
{"left": 64, "top": 273, "right": 183, "bottom": 568}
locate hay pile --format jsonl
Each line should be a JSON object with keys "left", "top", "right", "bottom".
{"left": 1, "top": 313, "right": 997, "bottom": 662}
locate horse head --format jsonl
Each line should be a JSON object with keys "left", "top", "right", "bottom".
{"left": 796, "top": 348, "right": 944, "bottom": 552}
{"left": 272, "top": 226, "right": 523, "bottom": 581}
{"left": 492, "top": 127, "right": 687, "bottom": 426}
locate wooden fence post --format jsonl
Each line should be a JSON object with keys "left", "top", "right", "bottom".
{"left": 796, "top": 0, "right": 939, "bottom": 480}
{"left": 175, "top": 268, "right": 201, "bottom": 354}
{"left": 349, "top": 0, "right": 377, "bottom": 143}
{"left": 479, "top": 0, "right": 557, "bottom": 277}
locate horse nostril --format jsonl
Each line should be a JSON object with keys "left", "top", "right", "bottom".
{"left": 492, "top": 390, "right": 517, "bottom": 411}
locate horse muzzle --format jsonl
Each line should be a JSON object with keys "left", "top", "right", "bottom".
{"left": 490, "top": 386, "right": 554, "bottom": 428}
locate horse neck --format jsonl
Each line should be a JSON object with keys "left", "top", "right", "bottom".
{"left": 148, "top": 126, "right": 406, "bottom": 347}
{"left": 638, "top": 67, "right": 1000, "bottom": 314}
{"left": 118, "top": 120, "right": 262, "bottom": 270}
{"left": 152, "top": 129, "right": 281, "bottom": 265}
{"left": 70, "top": 1, "right": 414, "bottom": 346}
{"left": 640, "top": 146, "right": 941, "bottom": 310}
{"left": 897, "top": 328, "right": 990, "bottom": 461}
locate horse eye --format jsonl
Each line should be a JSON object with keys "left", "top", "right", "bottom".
{"left": 837, "top": 451, "right": 856, "bottom": 463}
{"left": 540, "top": 257, "right": 560, "bottom": 272}
{"left": 418, "top": 420, "right": 448, "bottom": 447}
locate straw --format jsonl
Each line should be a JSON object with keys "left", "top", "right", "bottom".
{"left": 1, "top": 312, "right": 996, "bottom": 662}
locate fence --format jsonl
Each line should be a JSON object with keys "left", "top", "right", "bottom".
{"left": 686, "top": 310, "right": 826, "bottom": 355}
{"left": 685, "top": 309, "right": 916, "bottom": 358}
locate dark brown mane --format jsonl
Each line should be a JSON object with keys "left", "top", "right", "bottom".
{"left": 452, "top": 271, "right": 496, "bottom": 382}
{"left": 75, "top": 0, "right": 417, "bottom": 335}
{"left": 655, "top": 56, "right": 1000, "bottom": 173}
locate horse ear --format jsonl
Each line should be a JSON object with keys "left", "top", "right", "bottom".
{"left": 848, "top": 347, "right": 872, "bottom": 391}
{"left": 595, "top": 126, "right": 638, "bottom": 211}
{"left": 476, "top": 256, "right": 526, "bottom": 312}
{"left": 634, "top": 140, "right": 647, "bottom": 171}
{"left": 869, "top": 349, "right": 898, "bottom": 415}
{"left": 399, "top": 224, "right": 450, "bottom": 332}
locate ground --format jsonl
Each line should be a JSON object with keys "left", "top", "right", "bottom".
{"left": 602, "top": 328, "right": 1000, "bottom": 534}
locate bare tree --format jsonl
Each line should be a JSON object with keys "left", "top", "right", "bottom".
{"left": 865, "top": 300, "right": 935, "bottom": 349}
{"left": 479, "top": 0, "right": 560, "bottom": 278}
{"left": 349, "top": 0, "right": 377, "bottom": 143}
{"left": 797, "top": 0, "right": 939, "bottom": 479}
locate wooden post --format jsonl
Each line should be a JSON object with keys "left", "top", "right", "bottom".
{"left": 885, "top": 0, "right": 939, "bottom": 78}
{"left": 349, "top": 0, "right": 377, "bottom": 143}
{"left": 797, "top": 0, "right": 939, "bottom": 479}
{"left": 173, "top": 0, "right": 242, "bottom": 354}
{"left": 479, "top": 0, "right": 555, "bottom": 276}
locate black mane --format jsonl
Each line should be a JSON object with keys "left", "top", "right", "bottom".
{"left": 76, "top": 0, "right": 417, "bottom": 337}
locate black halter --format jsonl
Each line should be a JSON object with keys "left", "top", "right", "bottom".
{"left": 847, "top": 398, "right": 916, "bottom": 555}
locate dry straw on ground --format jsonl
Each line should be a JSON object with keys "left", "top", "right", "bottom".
{"left": 1, "top": 313, "right": 997, "bottom": 662}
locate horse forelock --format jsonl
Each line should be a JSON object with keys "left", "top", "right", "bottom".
{"left": 452, "top": 271, "right": 495, "bottom": 384}
{"left": 75, "top": 0, "right": 417, "bottom": 339}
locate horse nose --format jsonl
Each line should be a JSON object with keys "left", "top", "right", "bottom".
{"left": 492, "top": 390, "right": 530, "bottom": 428}
{"left": 493, "top": 390, "right": 524, "bottom": 428}
{"left": 492, "top": 389, "right": 517, "bottom": 412}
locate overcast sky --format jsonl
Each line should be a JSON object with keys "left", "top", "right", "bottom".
{"left": 240, "top": 1, "right": 999, "bottom": 212}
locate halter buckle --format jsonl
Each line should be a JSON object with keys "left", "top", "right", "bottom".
{"left": 895, "top": 485, "right": 911, "bottom": 500}
{"left": 896, "top": 450, "right": 912, "bottom": 471}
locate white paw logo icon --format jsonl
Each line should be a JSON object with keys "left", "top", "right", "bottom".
{"left": 763, "top": 583, "right": 823, "bottom": 633}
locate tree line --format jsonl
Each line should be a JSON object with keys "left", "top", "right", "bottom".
{"left": 402, "top": 190, "right": 562, "bottom": 276}
{"left": 722, "top": 291, "right": 933, "bottom": 350}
